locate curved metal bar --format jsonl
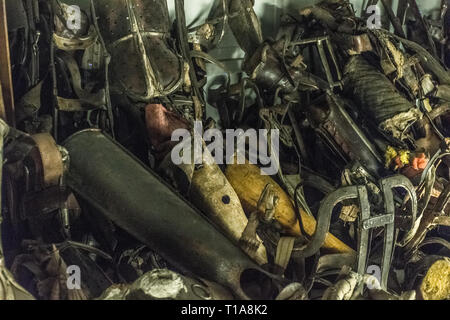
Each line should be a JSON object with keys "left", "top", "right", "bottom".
{"left": 379, "top": 175, "right": 417, "bottom": 289}
{"left": 293, "top": 186, "right": 366, "bottom": 259}
{"left": 381, "top": 175, "right": 418, "bottom": 231}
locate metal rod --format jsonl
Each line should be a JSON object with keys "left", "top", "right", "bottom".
{"left": 380, "top": 0, "right": 407, "bottom": 38}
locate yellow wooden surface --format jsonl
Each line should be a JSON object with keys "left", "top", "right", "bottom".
{"left": 226, "top": 162, "right": 355, "bottom": 254}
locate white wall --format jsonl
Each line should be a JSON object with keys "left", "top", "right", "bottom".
{"left": 72, "top": 0, "right": 441, "bottom": 35}
{"left": 170, "top": 0, "right": 441, "bottom": 38}
{"left": 71, "top": 0, "right": 441, "bottom": 60}
{"left": 164, "top": 0, "right": 441, "bottom": 64}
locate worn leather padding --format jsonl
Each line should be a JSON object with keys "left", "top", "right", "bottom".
{"left": 109, "top": 36, "right": 181, "bottom": 95}
{"left": 343, "top": 55, "right": 413, "bottom": 125}
{"left": 94, "top": 0, "right": 182, "bottom": 99}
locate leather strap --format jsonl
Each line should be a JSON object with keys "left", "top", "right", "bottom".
{"left": 57, "top": 51, "right": 105, "bottom": 108}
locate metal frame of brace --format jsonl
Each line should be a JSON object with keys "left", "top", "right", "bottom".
{"left": 293, "top": 175, "right": 417, "bottom": 293}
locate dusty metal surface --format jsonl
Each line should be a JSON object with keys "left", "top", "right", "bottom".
{"left": 62, "top": 129, "right": 275, "bottom": 299}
